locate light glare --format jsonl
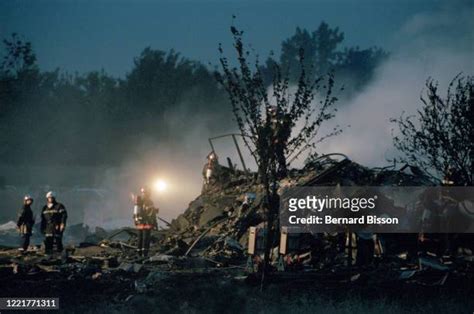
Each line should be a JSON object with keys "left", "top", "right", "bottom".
{"left": 153, "top": 179, "right": 168, "bottom": 192}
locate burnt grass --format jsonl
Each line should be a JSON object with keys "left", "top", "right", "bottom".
{"left": 0, "top": 269, "right": 473, "bottom": 314}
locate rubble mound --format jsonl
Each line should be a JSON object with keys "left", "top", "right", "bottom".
{"left": 1, "top": 155, "right": 473, "bottom": 311}
{"left": 161, "top": 155, "right": 435, "bottom": 263}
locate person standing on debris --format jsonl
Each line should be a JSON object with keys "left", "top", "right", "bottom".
{"left": 268, "top": 106, "right": 292, "bottom": 179}
{"left": 133, "top": 186, "right": 158, "bottom": 257}
{"left": 40, "top": 191, "right": 68, "bottom": 254}
{"left": 17, "top": 195, "right": 35, "bottom": 253}
{"left": 256, "top": 109, "right": 273, "bottom": 183}
{"left": 203, "top": 152, "right": 219, "bottom": 185}
{"left": 237, "top": 193, "right": 256, "bottom": 217}
{"left": 418, "top": 187, "right": 457, "bottom": 256}
{"left": 256, "top": 106, "right": 291, "bottom": 182}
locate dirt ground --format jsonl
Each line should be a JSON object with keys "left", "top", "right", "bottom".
{"left": 1, "top": 252, "right": 473, "bottom": 314}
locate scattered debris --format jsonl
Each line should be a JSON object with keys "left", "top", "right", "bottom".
{"left": 118, "top": 262, "right": 143, "bottom": 273}
{"left": 0, "top": 157, "right": 472, "bottom": 302}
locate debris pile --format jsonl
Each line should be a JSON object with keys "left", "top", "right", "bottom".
{"left": 0, "top": 154, "right": 473, "bottom": 302}
{"left": 158, "top": 154, "right": 436, "bottom": 263}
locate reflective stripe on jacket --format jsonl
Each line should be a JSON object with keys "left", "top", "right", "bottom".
{"left": 41, "top": 202, "right": 67, "bottom": 235}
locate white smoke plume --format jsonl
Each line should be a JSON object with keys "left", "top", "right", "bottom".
{"left": 85, "top": 1, "right": 474, "bottom": 226}
{"left": 317, "top": 0, "right": 474, "bottom": 167}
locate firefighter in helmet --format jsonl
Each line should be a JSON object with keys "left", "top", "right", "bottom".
{"left": 40, "top": 191, "right": 67, "bottom": 254}
{"left": 203, "top": 152, "right": 219, "bottom": 185}
{"left": 133, "top": 186, "right": 158, "bottom": 257}
{"left": 17, "top": 195, "right": 35, "bottom": 253}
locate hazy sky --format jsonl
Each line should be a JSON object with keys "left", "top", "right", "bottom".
{"left": 1, "top": 0, "right": 444, "bottom": 77}
{"left": 1, "top": 0, "right": 472, "bottom": 223}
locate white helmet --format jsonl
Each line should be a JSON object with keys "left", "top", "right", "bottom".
{"left": 24, "top": 195, "right": 33, "bottom": 201}
{"left": 46, "top": 191, "right": 56, "bottom": 199}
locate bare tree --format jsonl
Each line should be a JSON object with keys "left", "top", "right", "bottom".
{"left": 215, "top": 24, "right": 341, "bottom": 285}
{"left": 215, "top": 25, "right": 341, "bottom": 181}
{"left": 391, "top": 75, "right": 473, "bottom": 186}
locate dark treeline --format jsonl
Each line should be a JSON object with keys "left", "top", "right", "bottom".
{"left": 0, "top": 35, "right": 232, "bottom": 166}
{"left": 259, "top": 22, "right": 388, "bottom": 95}
{"left": 0, "top": 22, "right": 387, "bottom": 167}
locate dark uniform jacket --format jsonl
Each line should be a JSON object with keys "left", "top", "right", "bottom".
{"left": 135, "top": 198, "right": 158, "bottom": 229}
{"left": 40, "top": 202, "right": 67, "bottom": 236}
{"left": 17, "top": 205, "right": 35, "bottom": 235}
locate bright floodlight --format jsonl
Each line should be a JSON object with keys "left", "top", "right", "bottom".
{"left": 153, "top": 179, "right": 168, "bottom": 192}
